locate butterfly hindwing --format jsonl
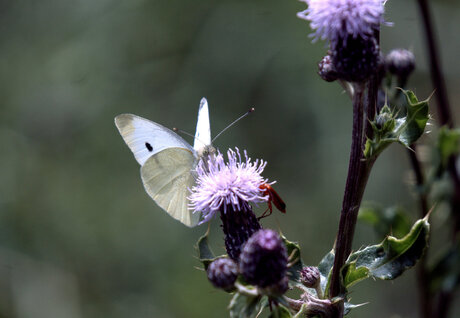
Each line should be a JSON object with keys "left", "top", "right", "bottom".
{"left": 140, "top": 147, "right": 200, "bottom": 227}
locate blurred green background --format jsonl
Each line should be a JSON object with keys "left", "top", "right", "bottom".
{"left": 0, "top": 0, "right": 459, "bottom": 317}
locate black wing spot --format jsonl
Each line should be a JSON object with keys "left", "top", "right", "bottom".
{"left": 145, "top": 142, "right": 153, "bottom": 152}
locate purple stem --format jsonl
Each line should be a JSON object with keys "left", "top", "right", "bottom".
{"left": 329, "top": 84, "right": 375, "bottom": 298}
{"left": 416, "top": 1, "right": 459, "bottom": 317}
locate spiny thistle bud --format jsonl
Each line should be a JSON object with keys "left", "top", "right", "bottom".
{"left": 220, "top": 205, "right": 262, "bottom": 261}
{"left": 331, "top": 36, "right": 381, "bottom": 82}
{"left": 318, "top": 54, "right": 338, "bottom": 82}
{"left": 373, "top": 104, "right": 396, "bottom": 132}
{"left": 375, "top": 111, "right": 393, "bottom": 130}
{"left": 207, "top": 258, "right": 238, "bottom": 291}
{"left": 385, "top": 49, "right": 415, "bottom": 79}
{"left": 239, "top": 229, "right": 288, "bottom": 288}
{"left": 300, "top": 266, "right": 320, "bottom": 288}
{"left": 189, "top": 148, "right": 270, "bottom": 260}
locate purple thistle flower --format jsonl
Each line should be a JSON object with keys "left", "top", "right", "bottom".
{"left": 297, "top": 0, "right": 387, "bottom": 43}
{"left": 189, "top": 148, "right": 270, "bottom": 224}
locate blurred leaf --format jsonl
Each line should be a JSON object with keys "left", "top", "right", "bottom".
{"left": 437, "top": 128, "right": 460, "bottom": 163}
{"left": 281, "top": 235, "right": 305, "bottom": 287}
{"left": 229, "top": 293, "right": 267, "bottom": 318}
{"left": 342, "top": 216, "right": 430, "bottom": 288}
{"left": 359, "top": 204, "right": 412, "bottom": 240}
{"left": 431, "top": 127, "right": 460, "bottom": 178}
{"left": 428, "top": 237, "right": 460, "bottom": 294}
{"left": 317, "top": 250, "right": 335, "bottom": 298}
{"left": 364, "top": 90, "right": 429, "bottom": 158}
{"left": 268, "top": 305, "right": 292, "bottom": 318}
{"left": 196, "top": 230, "right": 225, "bottom": 270}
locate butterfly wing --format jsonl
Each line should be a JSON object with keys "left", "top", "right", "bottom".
{"left": 193, "top": 98, "right": 212, "bottom": 153}
{"left": 115, "top": 114, "right": 196, "bottom": 166}
{"left": 141, "top": 147, "right": 200, "bottom": 227}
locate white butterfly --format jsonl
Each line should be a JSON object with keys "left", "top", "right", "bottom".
{"left": 114, "top": 98, "right": 214, "bottom": 227}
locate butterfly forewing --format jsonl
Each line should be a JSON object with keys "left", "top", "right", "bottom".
{"left": 193, "top": 98, "right": 211, "bottom": 154}
{"left": 140, "top": 147, "right": 200, "bottom": 227}
{"left": 115, "top": 114, "right": 196, "bottom": 166}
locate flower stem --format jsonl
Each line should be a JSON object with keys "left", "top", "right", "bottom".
{"left": 416, "top": 1, "right": 460, "bottom": 317}
{"left": 406, "top": 147, "right": 431, "bottom": 318}
{"left": 416, "top": 0, "right": 452, "bottom": 128}
{"left": 329, "top": 83, "right": 375, "bottom": 298}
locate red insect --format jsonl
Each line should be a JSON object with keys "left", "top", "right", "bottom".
{"left": 259, "top": 183, "right": 286, "bottom": 219}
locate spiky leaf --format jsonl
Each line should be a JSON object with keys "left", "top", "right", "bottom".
{"left": 196, "top": 230, "right": 224, "bottom": 270}
{"left": 396, "top": 90, "right": 430, "bottom": 147}
{"left": 229, "top": 293, "right": 267, "bottom": 318}
{"left": 359, "top": 204, "right": 412, "bottom": 240}
{"left": 281, "top": 235, "right": 305, "bottom": 286}
{"left": 364, "top": 90, "right": 430, "bottom": 158}
{"left": 318, "top": 250, "right": 335, "bottom": 297}
{"left": 268, "top": 305, "right": 292, "bottom": 318}
{"left": 342, "top": 216, "right": 430, "bottom": 288}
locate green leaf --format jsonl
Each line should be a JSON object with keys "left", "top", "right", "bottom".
{"left": 342, "top": 216, "right": 430, "bottom": 288}
{"left": 268, "top": 305, "right": 293, "bottom": 318}
{"left": 229, "top": 293, "right": 268, "bottom": 318}
{"left": 396, "top": 89, "right": 430, "bottom": 147}
{"left": 196, "top": 230, "right": 225, "bottom": 270}
{"left": 364, "top": 90, "right": 430, "bottom": 158}
{"left": 281, "top": 235, "right": 305, "bottom": 286}
{"left": 358, "top": 204, "right": 412, "bottom": 240}
{"left": 429, "top": 237, "right": 460, "bottom": 294}
{"left": 431, "top": 127, "right": 460, "bottom": 178}
{"left": 317, "top": 250, "right": 335, "bottom": 297}
{"left": 437, "top": 127, "right": 460, "bottom": 163}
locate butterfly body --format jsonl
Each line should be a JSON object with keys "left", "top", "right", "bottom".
{"left": 115, "top": 98, "right": 212, "bottom": 227}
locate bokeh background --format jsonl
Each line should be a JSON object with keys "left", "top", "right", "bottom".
{"left": 0, "top": 0, "right": 459, "bottom": 317}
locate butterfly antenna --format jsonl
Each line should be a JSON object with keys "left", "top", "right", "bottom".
{"left": 212, "top": 107, "right": 255, "bottom": 143}
{"left": 173, "top": 127, "right": 207, "bottom": 146}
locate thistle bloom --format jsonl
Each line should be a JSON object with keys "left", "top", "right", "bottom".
{"left": 298, "top": 0, "right": 387, "bottom": 82}
{"left": 189, "top": 148, "right": 271, "bottom": 260}
{"left": 297, "top": 0, "right": 386, "bottom": 44}
{"left": 189, "top": 148, "right": 269, "bottom": 224}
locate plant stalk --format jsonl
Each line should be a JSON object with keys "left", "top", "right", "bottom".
{"left": 407, "top": 147, "right": 431, "bottom": 318}
{"left": 329, "top": 84, "right": 375, "bottom": 298}
{"left": 416, "top": 1, "right": 460, "bottom": 317}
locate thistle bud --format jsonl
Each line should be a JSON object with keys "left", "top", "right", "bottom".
{"left": 331, "top": 35, "right": 380, "bottom": 82}
{"left": 385, "top": 49, "right": 415, "bottom": 79}
{"left": 239, "top": 229, "right": 288, "bottom": 288}
{"left": 318, "top": 54, "right": 338, "bottom": 82}
{"left": 220, "top": 205, "right": 262, "bottom": 261}
{"left": 300, "top": 266, "right": 320, "bottom": 288}
{"left": 374, "top": 105, "right": 395, "bottom": 131}
{"left": 266, "top": 276, "right": 289, "bottom": 296}
{"left": 207, "top": 258, "right": 238, "bottom": 291}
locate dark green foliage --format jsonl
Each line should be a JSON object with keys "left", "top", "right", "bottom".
{"left": 342, "top": 217, "right": 430, "bottom": 288}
